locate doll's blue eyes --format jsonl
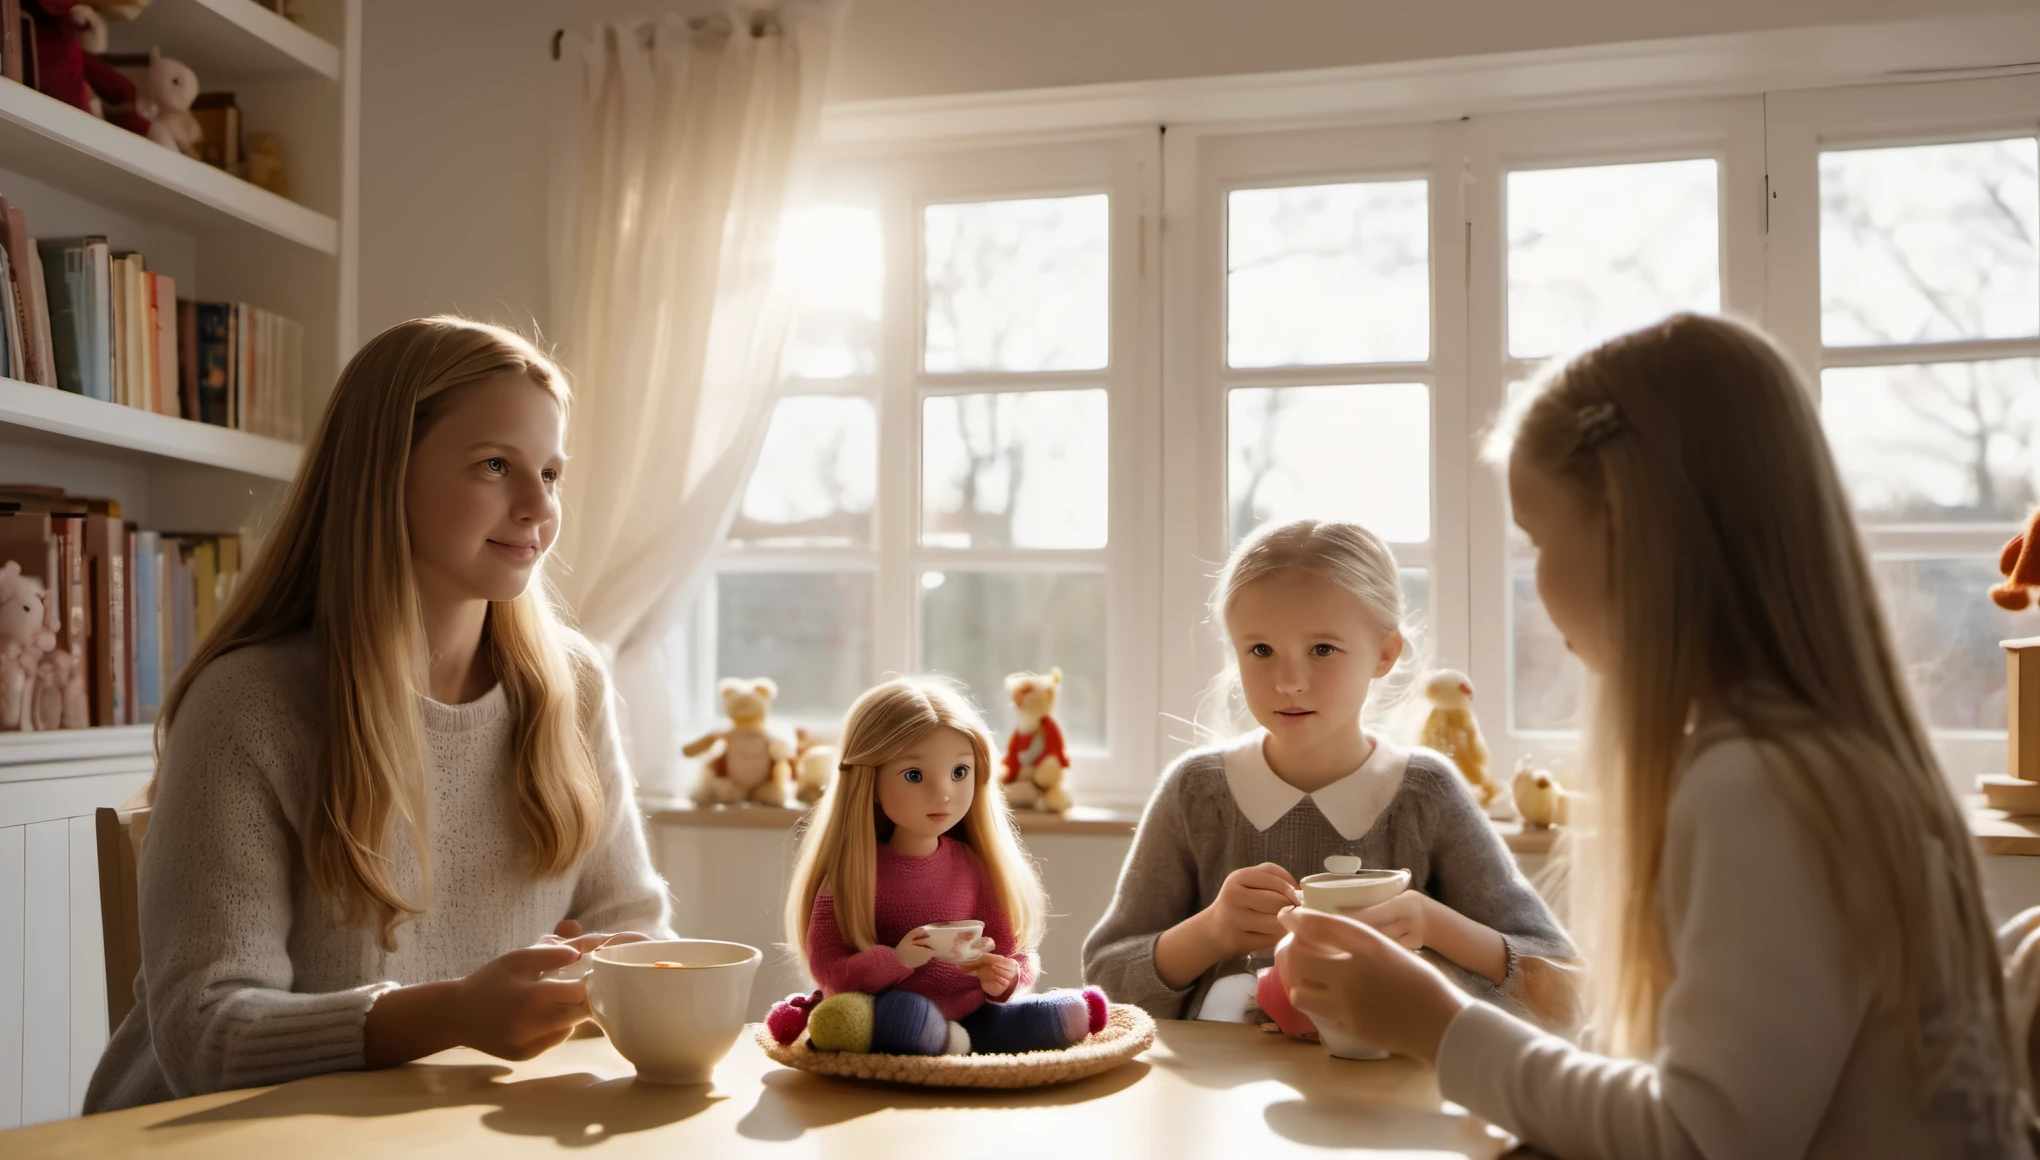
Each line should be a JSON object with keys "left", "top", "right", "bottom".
{"left": 902, "top": 769, "right": 923, "bottom": 783}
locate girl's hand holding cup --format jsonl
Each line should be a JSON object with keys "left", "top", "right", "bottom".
{"left": 1274, "top": 905, "right": 1470, "bottom": 1064}
{"left": 963, "top": 951, "right": 1021, "bottom": 996}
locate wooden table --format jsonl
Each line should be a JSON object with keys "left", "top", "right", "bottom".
{"left": 3, "top": 1020, "right": 1528, "bottom": 1157}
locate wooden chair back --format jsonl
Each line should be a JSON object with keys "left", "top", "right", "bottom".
{"left": 94, "top": 805, "right": 150, "bottom": 1031}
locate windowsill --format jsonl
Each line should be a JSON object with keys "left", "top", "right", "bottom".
{"left": 1966, "top": 795, "right": 2040, "bottom": 856}
{"left": 644, "top": 800, "right": 1564, "bottom": 853}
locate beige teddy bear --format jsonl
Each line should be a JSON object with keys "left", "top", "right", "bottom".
{"left": 1001, "top": 667, "right": 1072, "bottom": 813}
{"left": 1419, "top": 669, "right": 1498, "bottom": 806}
{"left": 792, "top": 727, "right": 838, "bottom": 806}
{"left": 685, "top": 678, "right": 795, "bottom": 808}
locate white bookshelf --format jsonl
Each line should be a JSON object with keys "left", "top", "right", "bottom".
{"left": 0, "top": 0, "right": 358, "bottom": 1126}
{"left": 0, "top": 377, "right": 301, "bottom": 480}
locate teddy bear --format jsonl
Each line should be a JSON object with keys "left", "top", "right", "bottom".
{"left": 1001, "top": 667, "right": 1072, "bottom": 813}
{"left": 136, "top": 47, "right": 203, "bottom": 158}
{"left": 0, "top": 562, "right": 57, "bottom": 732}
{"left": 685, "top": 677, "right": 795, "bottom": 808}
{"left": 26, "top": 0, "right": 152, "bottom": 136}
{"left": 1419, "top": 669, "right": 1498, "bottom": 806}
{"left": 792, "top": 727, "right": 837, "bottom": 806}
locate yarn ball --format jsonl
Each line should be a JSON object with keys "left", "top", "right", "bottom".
{"left": 807, "top": 992, "right": 876, "bottom": 1053}
{"left": 766, "top": 992, "right": 817, "bottom": 1046}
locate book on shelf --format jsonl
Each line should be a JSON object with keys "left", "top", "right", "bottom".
{"left": 0, "top": 488, "right": 248, "bottom": 732}
{"left": 1, "top": 192, "right": 304, "bottom": 438}
{"left": 1, "top": 0, "right": 20, "bottom": 86}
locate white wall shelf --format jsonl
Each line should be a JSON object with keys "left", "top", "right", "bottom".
{"left": 0, "top": 80, "right": 337, "bottom": 254}
{"left": 0, "top": 378, "right": 302, "bottom": 481}
{"left": 106, "top": 0, "right": 343, "bottom": 82}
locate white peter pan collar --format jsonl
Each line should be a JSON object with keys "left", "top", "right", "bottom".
{"left": 1221, "top": 729, "right": 1408, "bottom": 841}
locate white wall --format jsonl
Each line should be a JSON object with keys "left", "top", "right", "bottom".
{"left": 356, "top": 0, "right": 2035, "bottom": 341}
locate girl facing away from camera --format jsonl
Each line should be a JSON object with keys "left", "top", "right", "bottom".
{"left": 86, "top": 317, "right": 671, "bottom": 1112}
{"left": 1274, "top": 313, "right": 2032, "bottom": 1158}
{"left": 1084, "top": 519, "right": 1577, "bottom": 1035}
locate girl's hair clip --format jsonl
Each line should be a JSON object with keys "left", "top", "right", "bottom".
{"left": 1575, "top": 400, "right": 1625, "bottom": 450}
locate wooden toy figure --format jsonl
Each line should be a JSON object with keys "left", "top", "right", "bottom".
{"left": 768, "top": 679, "right": 1106, "bottom": 1055}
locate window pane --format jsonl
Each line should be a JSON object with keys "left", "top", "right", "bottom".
{"left": 1400, "top": 567, "right": 1430, "bottom": 634}
{"left": 922, "top": 390, "right": 1108, "bottom": 549}
{"left": 783, "top": 205, "right": 882, "bottom": 380}
{"left": 1511, "top": 565, "right": 1587, "bottom": 733}
{"left": 920, "top": 571, "right": 1106, "bottom": 746}
{"left": 727, "top": 396, "right": 877, "bottom": 548}
{"left": 924, "top": 194, "right": 1108, "bottom": 372}
{"left": 1875, "top": 557, "right": 2030, "bottom": 731}
{"left": 1228, "top": 383, "right": 1430, "bottom": 544}
{"left": 1822, "top": 360, "right": 2040, "bottom": 525}
{"left": 1227, "top": 181, "right": 1430, "bottom": 367}
{"left": 1821, "top": 138, "right": 2039, "bottom": 347}
{"left": 1507, "top": 158, "right": 1720, "bottom": 359}
{"left": 715, "top": 572, "right": 872, "bottom": 723}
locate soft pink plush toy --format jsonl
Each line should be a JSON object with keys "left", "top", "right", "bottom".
{"left": 0, "top": 562, "right": 57, "bottom": 732}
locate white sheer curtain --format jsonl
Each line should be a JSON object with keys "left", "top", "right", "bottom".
{"left": 547, "top": 3, "right": 841, "bottom": 800}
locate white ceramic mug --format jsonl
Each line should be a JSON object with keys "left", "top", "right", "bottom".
{"left": 1293, "top": 867, "right": 1412, "bottom": 1061}
{"left": 550, "top": 938, "right": 761, "bottom": 1085}
{"left": 920, "top": 920, "right": 989, "bottom": 964}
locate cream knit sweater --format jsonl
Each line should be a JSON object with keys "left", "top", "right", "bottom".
{"left": 84, "top": 631, "right": 673, "bottom": 1113}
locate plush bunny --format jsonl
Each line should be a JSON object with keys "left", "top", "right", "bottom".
{"left": 137, "top": 48, "right": 203, "bottom": 158}
{"left": 0, "top": 562, "right": 56, "bottom": 732}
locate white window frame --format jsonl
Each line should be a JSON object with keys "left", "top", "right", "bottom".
{"left": 1465, "top": 97, "right": 1769, "bottom": 776}
{"left": 1765, "top": 73, "right": 2040, "bottom": 784}
{"left": 1157, "top": 118, "right": 1471, "bottom": 770}
{"left": 700, "top": 131, "right": 1164, "bottom": 809}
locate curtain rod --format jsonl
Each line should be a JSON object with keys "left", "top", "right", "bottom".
{"left": 551, "top": 12, "right": 784, "bottom": 60}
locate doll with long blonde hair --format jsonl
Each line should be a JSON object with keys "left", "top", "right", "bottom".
{"left": 771, "top": 679, "right": 1106, "bottom": 1055}
{"left": 1273, "top": 313, "right": 2030, "bottom": 1158}
{"left": 86, "top": 317, "right": 670, "bottom": 1113}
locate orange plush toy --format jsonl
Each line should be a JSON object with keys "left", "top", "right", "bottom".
{"left": 1994, "top": 507, "right": 2040, "bottom": 611}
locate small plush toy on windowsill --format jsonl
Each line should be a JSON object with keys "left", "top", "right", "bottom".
{"left": 685, "top": 677, "right": 796, "bottom": 808}
{"left": 1420, "top": 669, "right": 1500, "bottom": 807}
{"left": 1001, "top": 667, "right": 1073, "bottom": 813}
{"left": 766, "top": 678, "right": 1106, "bottom": 1055}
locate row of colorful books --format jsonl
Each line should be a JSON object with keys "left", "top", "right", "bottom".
{"left": 0, "top": 192, "right": 307, "bottom": 442}
{"left": 0, "top": 487, "right": 245, "bottom": 732}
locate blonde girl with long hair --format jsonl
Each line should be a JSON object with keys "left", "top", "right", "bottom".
{"left": 86, "top": 317, "right": 671, "bottom": 1112}
{"left": 772, "top": 679, "right": 1106, "bottom": 1055}
{"left": 1084, "top": 519, "right": 1576, "bottom": 1035}
{"left": 1275, "top": 313, "right": 2030, "bottom": 1157}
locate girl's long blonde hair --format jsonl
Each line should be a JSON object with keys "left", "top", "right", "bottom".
{"left": 786, "top": 679, "right": 1046, "bottom": 960}
{"left": 155, "top": 316, "right": 604, "bottom": 948}
{"left": 1197, "top": 519, "right": 1423, "bottom": 739}
{"left": 1491, "top": 313, "right": 2013, "bottom": 1088}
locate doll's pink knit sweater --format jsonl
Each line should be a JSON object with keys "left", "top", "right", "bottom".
{"left": 806, "top": 836, "right": 1034, "bottom": 1020}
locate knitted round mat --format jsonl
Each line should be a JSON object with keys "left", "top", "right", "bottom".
{"left": 756, "top": 1003, "right": 1156, "bottom": 1089}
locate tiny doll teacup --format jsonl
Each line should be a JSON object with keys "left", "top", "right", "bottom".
{"left": 551, "top": 938, "right": 761, "bottom": 1084}
{"left": 920, "top": 920, "right": 990, "bottom": 964}
{"left": 1293, "top": 867, "right": 1412, "bottom": 1061}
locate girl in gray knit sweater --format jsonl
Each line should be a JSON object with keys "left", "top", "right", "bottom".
{"left": 1082, "top": 520, "right": 1576, "bottom": 1032}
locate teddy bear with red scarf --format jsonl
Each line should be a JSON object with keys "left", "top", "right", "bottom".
{"left": 1000, "top": 667, "right": 1072, "bottom": 813}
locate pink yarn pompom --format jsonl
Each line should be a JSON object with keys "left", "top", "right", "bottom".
{"left": 1083, "top": 986, "right": 1109, "bottom": 1035}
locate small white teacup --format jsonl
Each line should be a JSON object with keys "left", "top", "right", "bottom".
{"left": 920, "top": 920, "right": 990, "bottom": 964}
{"left": 551, "top": 938, "right": 760, "bottom": 1085}
{"left": 1292, "top": 867, "right": 1412, "bottom": 1061}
